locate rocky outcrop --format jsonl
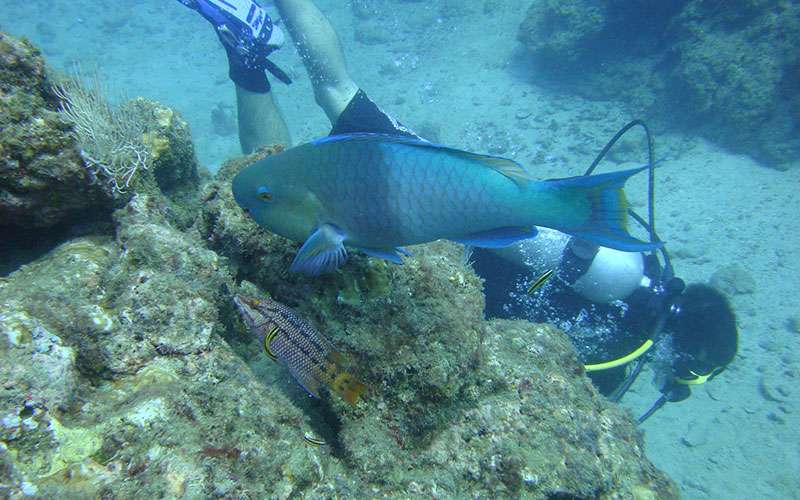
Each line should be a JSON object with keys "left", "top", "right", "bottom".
{"left": 1, "top": 31, "right": 202, "bottom": 274}
{"left": 518, "top": 0, "right": 800, "bottom": 170}
{"left": 0, "top": 32, "right": 107, "bottom": 229}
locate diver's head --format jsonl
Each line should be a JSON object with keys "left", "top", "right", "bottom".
{"left": 667, "top": 284, "right": 738, "bottom": 384}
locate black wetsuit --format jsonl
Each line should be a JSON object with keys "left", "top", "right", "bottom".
{"left": 330, "top": 89, "right": 418, "bottom": 139}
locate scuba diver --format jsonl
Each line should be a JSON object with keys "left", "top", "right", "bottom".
{"left": 472, "top": 121, "right": 739, "bottom": 423}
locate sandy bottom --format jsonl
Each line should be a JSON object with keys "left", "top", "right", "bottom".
{"left": 2, "top": 1, "right": 798, "bottom": 498}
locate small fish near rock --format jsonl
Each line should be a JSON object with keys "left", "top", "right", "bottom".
{"left": 233, "top": 292, "right": 367, "bottom": 405}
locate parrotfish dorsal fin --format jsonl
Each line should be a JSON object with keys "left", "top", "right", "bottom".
{"left": 311, "top": 133, "right": 532, "bottom": 187}
{"left": 312, "top": 132, "right": 433, "bottom": 146}
{"left": 449, "top": 152, "right": 533, "bottom": 187}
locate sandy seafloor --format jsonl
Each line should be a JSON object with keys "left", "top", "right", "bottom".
{"left": 2, "top": 1, "right": 799, "bottom": 498}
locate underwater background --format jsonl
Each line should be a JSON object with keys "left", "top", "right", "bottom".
{"left": 1, "top": 1, "right": 798, "bottom": 498}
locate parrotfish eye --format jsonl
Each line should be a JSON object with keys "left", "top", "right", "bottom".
{"left": 257, "top": 186, "right": 272, "bottom": 202}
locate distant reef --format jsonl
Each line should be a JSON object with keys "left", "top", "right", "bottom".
{"left": 519, "top": 0, "right": 800, "bottom": 170}
{"left": 1, "top": 32, "right": 676, "bottom": 498}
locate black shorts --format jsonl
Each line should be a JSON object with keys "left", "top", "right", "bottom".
{"left": 329, "top": 89, "right": 418, "bottom": 139}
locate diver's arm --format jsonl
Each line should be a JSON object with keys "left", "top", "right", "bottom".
{"left": 235, "top": 85, "right": 291, "bottom": 153}
{"left": 274, "top": 0, "right": 359, "bottom": 124}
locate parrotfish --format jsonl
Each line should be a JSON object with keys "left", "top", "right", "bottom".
{"left": 233, "top": 293, "right": 366, "bottom": 405}
{"left": 232, "top": 133, "right": 659, "bottom": 275}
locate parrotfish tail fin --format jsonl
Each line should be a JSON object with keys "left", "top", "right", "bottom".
{"left": 551, "top": 167, "right": 662, "bottom": 252}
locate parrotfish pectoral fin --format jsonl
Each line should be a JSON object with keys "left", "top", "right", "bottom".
{"left": 550, "top": 167, "right": 662, "bottom": 252}
{"left": 290, "top": 224, "right": 348, "bottom": 275}
{"left": 451, "top": 226, "right": 538, "bottom": 248}
{"left": 354, "top": 246, "right": 410, "bottom": 264}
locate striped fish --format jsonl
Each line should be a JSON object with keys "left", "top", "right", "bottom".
{"left": 303, "top": 432, "right": 326, "bottom": 447}
{"left": 527, "top": 269, "right": 554, "bottom": 294}
{"left": 233, "top": 293, "right": 366, "bottom": 405}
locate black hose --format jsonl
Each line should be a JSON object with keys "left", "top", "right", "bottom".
{"left": 637, "top": 394, "right": 668, "bottom": 424}
{"left": 608, "top": 356, "right": 646, "bottom": 403}
{"left": 628, "top": 210, "right": 674, "bottom": 281}
{"left": 584, "top": 121, "right": 684, "bottom": 422}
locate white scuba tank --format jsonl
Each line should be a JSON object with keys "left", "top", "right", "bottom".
{"left": 490, "top": 227, "right": 645, "bottom": 303}
{"left": 572, "top": 245, "right": 645, "bottom": 303}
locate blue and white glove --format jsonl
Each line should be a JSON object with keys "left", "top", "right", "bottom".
{"left": 179, "top": 0, "right": 291, "bottom": 92}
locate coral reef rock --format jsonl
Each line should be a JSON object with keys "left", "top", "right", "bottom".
{"left": 518, "top": 1, "right": 800, "bottom": 170}
{"left": 0, "top": 143, "right": 678, "bottom": 498}
{"left": 0, "top": 195, "right": 345, "bottom": 499}
{"left": 0, "top": 32, "right": 108, "bottom": 229}
{"left": 129, "top": 97, "right": 200, "bottom": 197}
{"left": 1, "top": 31, "right": 202, "bottom": 274}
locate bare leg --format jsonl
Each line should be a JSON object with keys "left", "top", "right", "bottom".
{"left": 235, "top": 85, "right": 291, "bottom": 153}
{"left": 274, "top": 0, "right": 359, "bottom": 124}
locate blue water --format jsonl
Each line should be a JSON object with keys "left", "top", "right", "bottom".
{"left": 2, "top": 1, "right": 798, "bottom": 498}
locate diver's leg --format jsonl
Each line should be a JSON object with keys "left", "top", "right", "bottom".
{"left": 178, "top": 0, "right": 293, "bottom": 152}
{"left": 274, "top": 0, "right": 358, "bottom": 124}
{"left": 235, "top": 85, "right": 291, "bottom": 153}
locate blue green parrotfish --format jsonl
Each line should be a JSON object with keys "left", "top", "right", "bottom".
{"left": 232, "top": 133, "right": 660, "bottom": 275}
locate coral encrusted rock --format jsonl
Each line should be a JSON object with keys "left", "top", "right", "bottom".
{"left": 0, "top": 32, "right": 108, "bottom": 229}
